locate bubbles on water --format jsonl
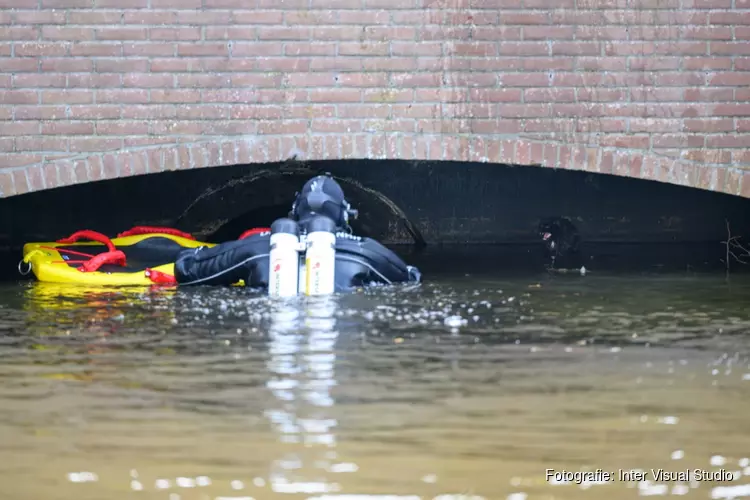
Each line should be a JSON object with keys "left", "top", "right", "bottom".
{"left": 712, "top": 483, "right": 750, "bottom": 499}
{"left": 638, "top": 480, "right": 668, "bottom": 496}
{"left": 671, "top": 484, "right": 690, "bottom": 495}
{"left": 506, "top": 493, "right": 527, "bottom": 500}
{"left": 711, "top": 455, "right": 727, "bottom": 467}
{"left": 434, "top": 496, "right": 486, "bottom": 500}
{"left": 67, "top": 471, "right": 98, "bottom": 483}
{"left": 656, "top": 416, "right": 679, "bottom": 425}
{"left": 231, "top": 480, "right": 244, "bottom": 490}
{"left": 253, "top": 477, "right": 266, "bottom": 487}
{"left": 309, "top": 496, "right": 419, "bottom": 500}
{"left": 130, "top": 480, "right": 143, "bottom": 491}
{"left": 176, "top": 477, "right": 196, "bottom": 488}
{"left": 269, "top": 476, "right": 340, "bottom": 494}
{"left": 671, "top": 450, "right": 685, "bottom": 460}
{"left": 329, "top": 463, "right": 359, "bottom": 473}
{"left": 444, "top": 315, "right": 467, "bottom": 329}
{"left": 155, "top": 479, "right": 171, "bottom": 489}
{"left": 421, "top": 473, "right": 437, "bottom": 483}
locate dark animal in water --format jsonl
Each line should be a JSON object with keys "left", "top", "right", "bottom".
{"left": 538, "top": 217, "right": 582, "bottom": 269}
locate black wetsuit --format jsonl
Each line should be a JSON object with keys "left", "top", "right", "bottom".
{"left": 173, "top": 230, "right": 421, "bottom": 291}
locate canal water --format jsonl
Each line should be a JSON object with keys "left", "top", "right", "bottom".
{"left": 1, "top": 252, "right": 750, "bottom": 500}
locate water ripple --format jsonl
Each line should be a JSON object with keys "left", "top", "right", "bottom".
{"left": 0, "top": 274, "right": 750, "bottom": 499}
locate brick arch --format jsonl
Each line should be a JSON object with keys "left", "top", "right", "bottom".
{"left": 3, "top": 2, "right": 750, "bottom": 200}
{"left": 3, "top": 134, "right": 748, "bottom": 199}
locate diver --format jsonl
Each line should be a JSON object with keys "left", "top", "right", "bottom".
{"left": 538, "top": 216, "right": 583, "bottom": 271}
{"left": 173, "top": 174, "right": 421, "bottom": 291}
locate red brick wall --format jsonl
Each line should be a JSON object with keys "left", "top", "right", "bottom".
{"left": 1, "top": 1, "right": 749, "bottom": 198}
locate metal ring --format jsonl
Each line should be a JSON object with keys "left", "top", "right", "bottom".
{"left": 17, "top": 259, "right": 31, "bottom": 276}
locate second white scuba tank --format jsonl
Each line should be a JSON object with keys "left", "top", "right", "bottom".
{"left": 268, "top": 218, "right": 301, "bottom": 298}
{"left": 304, "top": 216, "right": 337, "bottom": 296}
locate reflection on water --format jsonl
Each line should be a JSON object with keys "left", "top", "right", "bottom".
{"left": 1, "top": 271, "right": 750, "bottom": 499}
{"left": 265, "top": 296, "right": 342, "bottom": 495}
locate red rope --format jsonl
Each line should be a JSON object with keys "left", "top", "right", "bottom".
{"left": 54, "top": 230, "right": 127, "bottom": 272}
{"left": 40, "top": 245, "right": 97, "bottom": 259}
{"left": 145, "top": 268, "right": 177, "bottom": 285}
{"left": 56, "top": 230, "right": 116, "bottom": 252}
{"left": 79, "top": 250, "right": 127, "bottom": 272}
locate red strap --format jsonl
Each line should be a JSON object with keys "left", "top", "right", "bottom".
{"left": 40, "top": 245, "right": 96, "bottom": 259}
{"left": 239, "top": 227, "right": 270, "bottom": 239}
{"left": 78, "top": 250, "right": 127, "bottom": 272}
{"left": 117, "top": 226, "right": 195, "bottom": 240}
{"left": 57, "top": 230, "right": 116, "bottom": 252}
{"left": 145, "top": 268, "right": 177, "bottom": 285}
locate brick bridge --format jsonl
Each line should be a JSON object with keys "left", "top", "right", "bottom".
{"left": 1, "top": 0, "right": 749, "bottom": 199}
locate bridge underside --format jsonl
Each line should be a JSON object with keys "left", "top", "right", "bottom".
{"left": 3, "top": 136, "right": 750, "bottom": 201}
{"left": 2, "top": 158, "right": 750, "bottom": 278}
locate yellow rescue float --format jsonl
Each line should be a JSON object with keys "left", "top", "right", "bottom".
{"left": 19, "top": 226, "right": 218, "bottom": 286}
{"left": 20, "top": 226, "right": 272, "bottom": 286}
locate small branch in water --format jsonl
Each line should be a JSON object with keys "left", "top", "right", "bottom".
{"left": 721, "top": 219, "right": 750, "bottom": 273}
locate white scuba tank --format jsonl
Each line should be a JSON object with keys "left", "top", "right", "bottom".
{"left": 268, "top": 218, "right": 301, "bottom": 298}
{"left": 304, "top": 216, "right": 337, "bottom": 296}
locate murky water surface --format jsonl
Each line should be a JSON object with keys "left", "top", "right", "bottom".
{"left": 2, "top": 269, "right": 750, "bottom": 500}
